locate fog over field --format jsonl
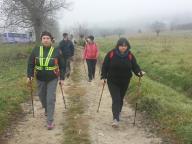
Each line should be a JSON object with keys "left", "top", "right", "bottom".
{"left": 58, "top": 0, "right": 192, "bottom": 32}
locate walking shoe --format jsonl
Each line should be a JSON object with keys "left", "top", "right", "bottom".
{"left": 44, "top": 108, "right": 47, "bottom": 116}
{"left": 88, "top": 79, "right": 92, "bottom": 82}
{"left": 119, "top": 112, "right": 121, "bottom": 121}
{"left": 112, "top": 119, "right": 119, "bottom": 128}
{"left": 47, "top": 122, "right": 54, "bottom": 130}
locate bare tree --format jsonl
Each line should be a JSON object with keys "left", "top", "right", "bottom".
{"left": 99, "top": 29, "right": 111, "bottom": 38}
{"left": 44, "top": 18, "right": 61, "bottom": 41}
{"left": 0, "top": 0, "right": 70, "bottom": 42}
{"left": 151, "top": 21, "right": 166, "bottom": 36}
{"left": 72, "top": 23, "right": 90, "bottom": 39}
{"left": 138, "top": 29, "right": 142, "bottom": 34}
{"left": 113, "top": 28, "right": 124, "bottom": 37}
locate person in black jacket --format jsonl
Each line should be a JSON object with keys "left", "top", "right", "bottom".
{"left": 58, "top": 33, "right": 74, "bottom": 78}
{"left": 27, "top": 31, "right": 66, "bottom": 130}
{"left": 101, "top": 37, "right": 144, "bottom": 128}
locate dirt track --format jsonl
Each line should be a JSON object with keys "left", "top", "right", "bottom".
{"left": 81, "top": 63, "right": 162, "bottom": 144}
{"left": 6, "top": 85, "right": 66, "bottom": 144}
{"left": 5, "top": 48, "right": 162, "bottom": 144}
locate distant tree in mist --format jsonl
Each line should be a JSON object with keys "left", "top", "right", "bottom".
{"left": 170, "top": 22, "right": 175, "bottom": 31}
{"left": 170, "top": 22, "right": 192, "bottom": 31}
{"left": 72, "top": 24, "right": 90, "bottom": 39}
{"left": 0, "top": 0, "right": 70, "bottom": 42}
{"left": 45, "top": 19, "right": 61, "bottom": 41}
{"left": 89, "top": 27, "right": 126, "bottom": 38}
{"left": 138, "top": 29, "right": 142, "bottom": 33}
{"left": 99, "top": 29, "right": 112, "bottom": 38}
{"left": 114, "top": 28, "right": 124, "bottom": 37}
{"left": 71, "top": 24, "right": 91, "bottom": 46}
{"left": 151, "top": 21, "right": 166, "bottom": 36}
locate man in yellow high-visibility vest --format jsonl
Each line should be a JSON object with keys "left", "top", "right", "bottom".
{"left": 27, "top": 31, "right": 66, "bottom": 130}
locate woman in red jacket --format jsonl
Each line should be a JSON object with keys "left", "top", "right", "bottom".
{"left": 83, "top": 35, "right": 99, "bottom": 82}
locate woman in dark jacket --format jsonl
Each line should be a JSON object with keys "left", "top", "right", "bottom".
{"left": 101, "top": 37, "right": 144, "bottom": 128}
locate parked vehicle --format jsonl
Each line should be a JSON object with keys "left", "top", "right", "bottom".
{"left": 0, "top": 32, "right": 32, "bottom": 43}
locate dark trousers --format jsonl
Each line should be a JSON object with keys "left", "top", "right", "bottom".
{"left": 65, "top": 57, "right": 71, "bottom": 78}
{"left": 86, "top": 59, "right": 97, "bottom": 80}
{"left": 107, "top": 80, "right": 130, "bottom": 121}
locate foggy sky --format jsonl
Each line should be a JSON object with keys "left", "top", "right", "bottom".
{"left": 58, "top": 0, "right": 192, "bottom": 30}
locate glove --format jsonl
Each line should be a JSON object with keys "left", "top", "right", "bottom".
{"left": 137, "top": 71, "right": 145, "bottom": 77}
{"left": 27, "top": 77, "right": 33, "bottom": 83}
{"left": 27, "top": 77, "right": 33, "bottom": 87}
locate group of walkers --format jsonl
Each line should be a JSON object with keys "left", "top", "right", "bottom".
{"left": 27, "top": 31, "right": 144, "bottom": 130}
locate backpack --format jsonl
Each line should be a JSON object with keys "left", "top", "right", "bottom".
{"left": 109, "top": 50, "right": 132, "bottom": 61}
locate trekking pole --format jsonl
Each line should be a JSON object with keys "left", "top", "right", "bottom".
{"left": 59, "top": 82, "right": 67, "bottom": 109}
{"left": 83, "top": 60, "right": 87, "bottom": 78}
{"left": 97, "top": 81, "right": 106, "bottom": 112}
{"left": 99, "top": 64, "right": 102, "bottom": 75}
{"left": 98, "top": 59, "right": 102, "bottom": 75}
{"left": 29, "top": 79, "right": 35, "bottom": 117}
{"left": 133, "top": 77, "right": 141, "bottom": 126}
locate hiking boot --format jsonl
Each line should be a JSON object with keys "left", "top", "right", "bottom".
{"left": 47, "top": 122, "right": 54, "bottom": 130}
{"left": 88, "top": 79, "right": 92, "bottom": 82}
{"left": 112, "top": 119, "right": 119, "bottom": 128}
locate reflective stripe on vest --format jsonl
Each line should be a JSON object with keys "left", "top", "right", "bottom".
{"left": 35, "top": 46, "right": 58, "bottom": 71}
{"left": 35, "top": 65, "right": 58, "bottom": 70}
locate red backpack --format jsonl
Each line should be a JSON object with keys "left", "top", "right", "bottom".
{"left": 109, "top": 50, "right": 132, "bottom": 61}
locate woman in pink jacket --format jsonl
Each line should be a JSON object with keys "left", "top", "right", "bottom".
{"left": 83, "top": 35, "right": 99, "bottom": 82}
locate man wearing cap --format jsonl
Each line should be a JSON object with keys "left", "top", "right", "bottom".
{"left": 58, "top": 33, "right": 74, "bottom": 78}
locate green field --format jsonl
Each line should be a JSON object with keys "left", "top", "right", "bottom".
{"left": 0, "top": 31, "right": 192, "bottom": 143}
{"left": 0, "top": 44, "right": 33, "bottom": 134}
{"left": 96, "top": 31, "right": 192, "bottom": 143}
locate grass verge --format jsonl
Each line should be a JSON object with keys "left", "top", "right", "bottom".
{"left": 97, "top": 33, "right": 192, "bottom": 143}
{"left": 128, "top": 76, "right": 192, "bottom": 143}
{"left": 63, "top": 52, "right": 91, "bottom": 144}
{"left": 0, "top": 44, "right": 34, "bottom": 137}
